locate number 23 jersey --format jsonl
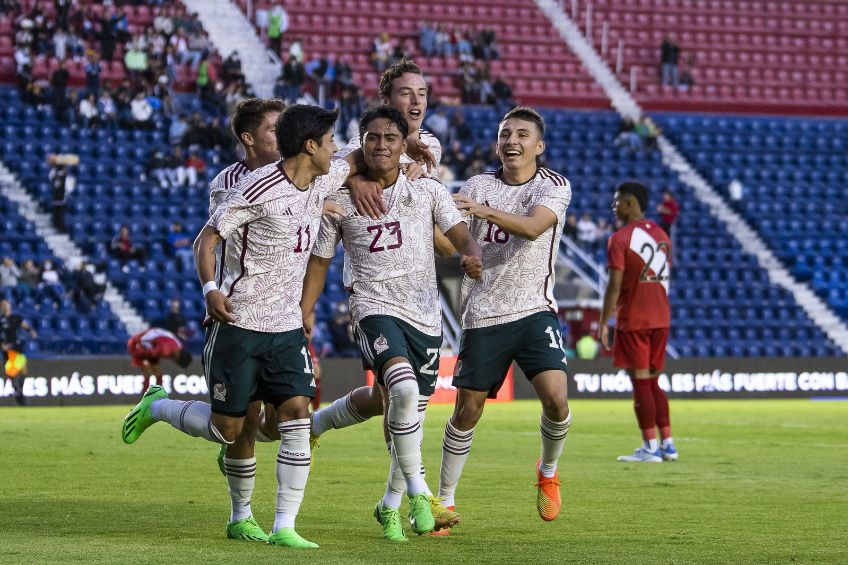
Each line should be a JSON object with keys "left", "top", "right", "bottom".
{"left": 607, "top": 219, "right": 672, "bottom": 331}
{"left": 312, "top": 172, "right": 463, "bottom": 336}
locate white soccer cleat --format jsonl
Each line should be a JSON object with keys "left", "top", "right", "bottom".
{"left": 617, "top": 447, "right": 663, "bottom": 463}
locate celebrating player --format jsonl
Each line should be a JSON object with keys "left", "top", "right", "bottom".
{"left": 301, "top": 106, "right": 482, "bottom": 542}
{"left": 437, "top": 107, "right": 573, "bottom": 525}
{"left": 126, "top": 326, "right": 192, "bottom": 385}
{"left": 599, "top": 181, "right": 678, "bottom": 463}
{"left": 309, "top": 59, "right": 443, "bottom": 446}
{"left": 121, "top": 105, "right": 367, "bottom": 549}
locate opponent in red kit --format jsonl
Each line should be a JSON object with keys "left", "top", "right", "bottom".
{"left": 127, "top": 327, "right": 193, "bottom": 386}
{"left": 599, "top": 181, "right": 678, "bottom": 463}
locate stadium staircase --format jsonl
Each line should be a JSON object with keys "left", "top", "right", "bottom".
{"left": 181, "top": 0, "right": 280, "bottom": 98}
{"left": 534, "top": 0, "right": 847, "bottom": 355}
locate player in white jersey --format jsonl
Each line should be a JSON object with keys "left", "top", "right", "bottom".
{"left": 309, "top": 59, "right": 446, "bottom": 471}
{"left": 437, "top": 107, "right": 573, "bottom": 526}
{"left": 301, "top": 106, "right": 482, "bottom": 542}
{"left": 121, "top": 105, "right": 367, "bottom": 549}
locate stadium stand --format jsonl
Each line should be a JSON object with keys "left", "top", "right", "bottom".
{"left": 658, "top": 113, "right": 848, "bottom": 324}
{"left": 0, "top": 0, "right": 845, "bottom": 358}
{"left": 585, "top": 0, "right": 848, "bottom": 114}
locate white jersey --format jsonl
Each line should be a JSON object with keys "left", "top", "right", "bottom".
{"left": 210, "top": 159, "right": 350, "bottom": 333}
{"left": 337, "top": 129, "right": 443, "bottom": 289}
{"left": 312, "top": 172, "right": 462, "bottom": 336}
{"left": 459, "top": 167, "right": 572, "bottom": 329}
{"left": 208, "top": 160, "right": 251, "bottom": 285}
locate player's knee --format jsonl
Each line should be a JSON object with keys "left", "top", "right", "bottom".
{"left": 541, "top": 396, "right": 570, "bottom": 422}
{"left": 454, "top": 403, "right": 484, "bottom": 430}
{"left": 388, "top": 380, "right": 418, "bottom": 413}
{"left": 211, "top": 416, "right": 244, "bottom": 444}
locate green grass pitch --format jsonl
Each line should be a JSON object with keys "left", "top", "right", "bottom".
{"left": 1, "top": 399, "right": 847, "bottom": 564}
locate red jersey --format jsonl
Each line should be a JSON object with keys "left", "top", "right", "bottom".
{"left": 658, "top": 198, "right": 679, "bottom": 226}
{"left": 127, "top": 328, "right": 182, "bottom": 367}
{"left": 607, "top": 219, "right": 671, "bottom": 331}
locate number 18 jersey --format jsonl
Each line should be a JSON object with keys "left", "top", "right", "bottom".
{"left": 459, "top": 168, "right": 572, "bottom": 329}
{"left": 312, "top": 173, "right": 463, "bottom": 336}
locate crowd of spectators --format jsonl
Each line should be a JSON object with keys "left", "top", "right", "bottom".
{"left": 0, "top": 255, "right": 105, "bottom": 314}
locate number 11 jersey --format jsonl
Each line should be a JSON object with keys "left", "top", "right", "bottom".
{"left": 312, "top": 172, "right": 463, "bottom": 336}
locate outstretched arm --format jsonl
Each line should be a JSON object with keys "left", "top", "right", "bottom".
{"left": 453, "top": 194, "right": 557, "bottom": 241}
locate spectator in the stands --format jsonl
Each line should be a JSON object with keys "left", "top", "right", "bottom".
{"left": 110, "top": 226, "right": 147, "bottom": 265}
{"left": 0, "top": 257, "right": 20, "bottom": 289}
{"left": 435, "top": 24, "right": 452, "bottom": 57}
{"left": 168, "top": 146, "right": 192, "bottom": 187}
{"left": 288, "top": 36, "right": 304, "bottom": 63}
{"left": 160, "top": 298, "right": 192, "bottom": 342}
{"left": 477, "top": 26, "right": 499, "bottom": 61}
{"left": 48, "top": 158, "right": 75, "bottom": 231}
{"left": 563, "top": 214, "right": 579, "bottom": 241}
{"left": 679, "top": 54, "right": 695, "bottom": 91}
{"left": 130, "top": 90, "right": 154, "bottom": 129}
{"left": 70, "top": 260, "right": 104, "bottom": 314}
{"left": 97, "top": 89, "right": 116, "bottom": 129}
{"left": 266, "top": 4, "right": 289, "bottom": 56}
{"left": 50, "top": 60, "right": 70, "bottom": 123}
{"left": 221, "top": 51, "right": 245, "bottom": 85}
{"left": 615, "top": 117, "right": 642, "bottom": 151}
{"left": 595, "top": 217, "right": 613, "bottom": 247}
{"left": 334, "top": 57, "right": 354, "bottom": 89}
{"left": 196, "top": 53, "right": 214, "bottom": 101}
{"left": 185, "top": 148, "right": 206, "bottom": 187}
{"left": 371, "top": 32, "right": 393, "bottom": 71}
{"left": 279, "top": 54, "right": 304, "bottom": 103}
{"left": 455, "top": 26, "right": 473, "bottom": 63}
{"left": 40, "top": 259, "right": 61, "bottom": 290}
{"left": 79, "top": 92, "right": 100, "bottom": 129}
{"left": 17, "top": 260, "right": 41, "bottom": 297}
{"left": 425, "top": 107, "right": 450, "bottom": 143}
{"left": 146, "top": 149, "right": 172, "bottom": 188}
{"left": 634, "top": 116, "right": 659, "bottom": 151}
{"left": 463, "top": 158, "right": 487, "bottom": 179}
{"left": 124, "top": 38, "right": 149, "bottom": 84}
{"left": 475, "top": 61, "right": 495, "bottom": 104}
{"left": 656, "top": 191, "right": 680, "bottom": 237}
{"left": 491, "top": 75, "right": 514, "bottom": 112}
{"left": 84, "top": 53, "right": 101, "bottom": 97}
{"left": 419, "top": 22, "right": 437, "bottom": 57}
{"left": 577, "top": 213, "right": 599, "bottom": 246}
{"left": 338, "top": 85, "right": 364, "bottom": 136}
{"left": 167, "top": 222, "right": 195, "bottom": 271}
{"left": 660, "top": 35, "right": 680, "bottom": 87}
{"left": 99, "top": 9, "right": 118, "bottom": 62}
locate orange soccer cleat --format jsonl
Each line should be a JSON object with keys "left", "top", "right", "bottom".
{"left": 535, "top": 460, "right": 561, "bottom": 521}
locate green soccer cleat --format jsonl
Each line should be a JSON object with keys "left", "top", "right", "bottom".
{"left": 407, "top": 493, "right": 435, "bottom": 535}
{"left": 267, "top": 528, "right": 319, "bottom": 549}
{"left": 121, "top": 385, "right": 168, "bottom": 444}
{"left": 216, "top": 444, "right": 226, "bottom": 477}
{"left": 226, "top": 516, "right": 268, "bottom": 542}
{"left": 374, "top": 502, "right": 408, "bottom": 543}
{"left": 430, "top": 496, "right": 460, "bottom": 532}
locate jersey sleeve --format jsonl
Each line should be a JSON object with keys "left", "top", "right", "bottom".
{"left": 209, "top": 194, "right": 265, "bottom": 240}
{"left": 312, "top": 204, "right": 343, "bottom": 259}
{"left": 607, "top": 231, "right": 627, "bottom": 271}
{"left": 536, "top": 179, "right": 572, "bottom": 224}
{"left": 334, "top": 135, "right": 361, "bottom": 159}
{"left": 318, "top": 159, "right": 351, "bottom": 194}
{"left": 431, "top": 180, "right": 463, "bottom": 234}
{"left": 457, "top": 176, "right": 482, "bottom": 225}
{"left": 428, "top": 136, "right": 443, "bottom": 168}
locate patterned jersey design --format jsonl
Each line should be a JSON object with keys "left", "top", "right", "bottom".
{"left": 337, "top": 130, "right": 443, "bottom": 289}
{"left": 312, "top": 173, "right": 462, "bottom": 336}
{"left": 459, "top": 167, "right": 572, "bottom": 329}
{"left": 209, "top": 159, "right": 350, "bottom": 332}
{"left": 208, "top": 160, "right": 251, "bottom": 285}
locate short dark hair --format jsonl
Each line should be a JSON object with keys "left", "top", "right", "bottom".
{"left": 616, "top": 181, "right": 649, "bottom": 212}
{"left": 229, "top": 98, "right": 286, "bottom": 142}
{"left": 500, "top": 106, "right": 546, "bottom": 138}
{"left": 176, "top": 349, "right": 193, "bottom": 368}
{"left": 378, "top": 58, "right": 424, "bottom": 99}
{"left": 275, "top": 104, "right": 339, "bottom": 159}
{"left": 358, "top": 105, "right": 409, "bottom": 140}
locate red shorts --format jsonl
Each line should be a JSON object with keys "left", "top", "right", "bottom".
{"left": 612, "top": 328, "right": 669, "bottom": 372}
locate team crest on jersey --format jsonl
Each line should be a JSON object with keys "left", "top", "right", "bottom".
{"left": 213, "top": 383, "right": 227, "bottom": 402}
{"left": 399, "top": 192, "right": 414, "bottom": 212}
{"left": 522, "top": 194, "right": 532, "bottom": 207}
{"left": 374, "top": 334, "right": 389, "bottom": 355}
{"left": 453, "top": 360, "right": 463, "bottom": 377}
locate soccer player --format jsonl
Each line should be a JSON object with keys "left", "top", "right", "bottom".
{"left": 437, "top": 107, "right": 573, "bottom": 525}
{"left": 301, "top": 106, "right": 482, "bottom": 542}
{"left": 599, "top": 181, "right": 677, "bottom": 463}
{"left": 121, "top": 104, "right": 366, "bottom": 549}
{"left": 127, "top": 326, "right": 193, "bottom": 384}
{"left": 309, "top": 57, "right": 441, "bottom": 461}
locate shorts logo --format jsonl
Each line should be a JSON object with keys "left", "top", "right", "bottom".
{"left": 374, "top": 334, "right": 389, "bottom": 355}
{"left": 309, "top": 378, "right": 316, "bottom": 387}
{"left": 213, "top": 383, "right": 227, "bottom": 402}
{"left": 453, "top": 360, "right": 463, "bottom": 377}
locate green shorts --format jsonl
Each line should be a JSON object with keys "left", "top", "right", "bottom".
{"left": 453, "top": 311, "right": 568, "bottom": 397}
{"left": 354, "top": 315, "right": 442, "bottom": 396}
{"left": 203, "top": 322, "right": 316, "bottom": 417}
